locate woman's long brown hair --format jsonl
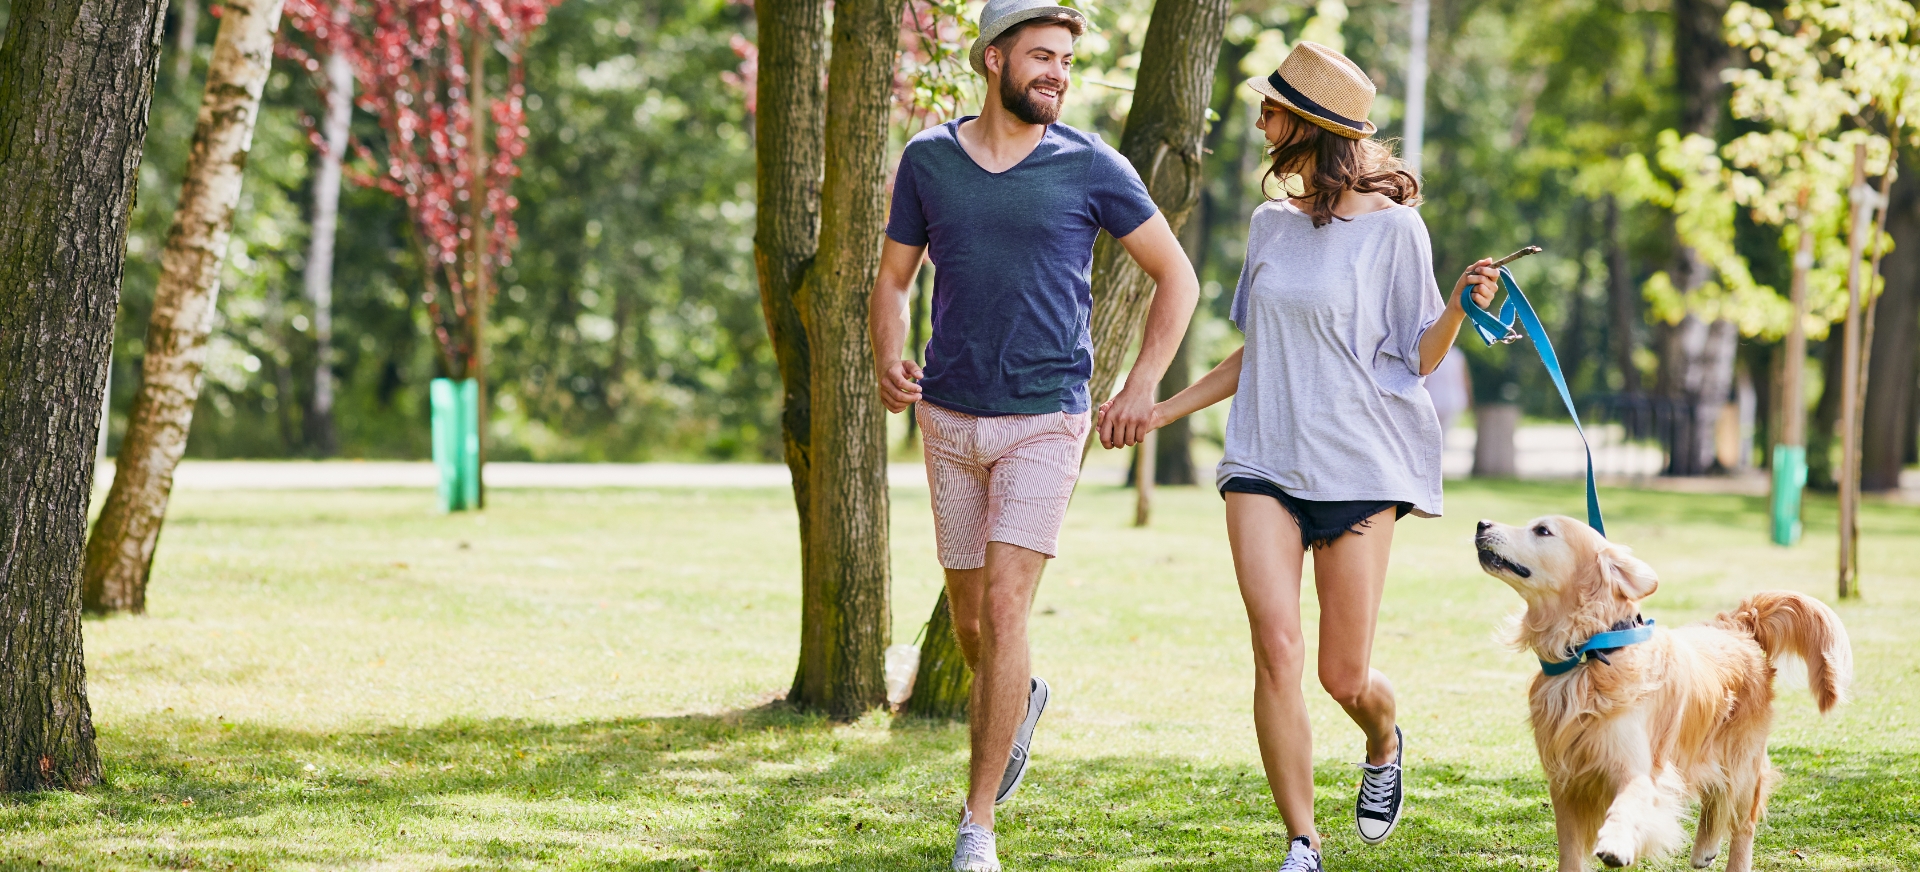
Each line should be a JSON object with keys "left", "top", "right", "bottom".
{"left": 1261, "top": 106, "right": 1420, "bottom": 228}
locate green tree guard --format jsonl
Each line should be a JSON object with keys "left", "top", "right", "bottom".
{"left": 1771, "top": 444, "right": 1807, "bottom": 546}
{"left": 431, "top": 378, "right": 480, "bottom": 512}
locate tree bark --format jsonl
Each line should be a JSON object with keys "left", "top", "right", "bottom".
{"left": 1604, "top": 196, "right": 1642, "bottom": 393}
{"left": 0, "top": 0, "right": 169, "bottom": 791}
{"left": 903, "top": 589, "right": 972, "bottom": 720}
{"left": 1658, "top": 0, "right": 1737, "bottom": 476}
{"left": 787, "top": 0, "right": 901, "bottom": 719}
{"left": 304, "top": 35, "right": 352, "bottom": 456}
{"left": 753, "top": 0, "right": 825, "bottom": 695}
{"left": 1864, "top": 163, "right": 1920, "bottom": 492}
{"left": 1082, "top": 0, "right": 1231, "bottom": 417}
{"left": 172, "top": 0, "right": 199, "bottom": 88}
{"left": 1472, "top": 403, "right": 1519, "bottom": 478}
{"left": 81, "top": 0, "right": 287, "bottom": 614}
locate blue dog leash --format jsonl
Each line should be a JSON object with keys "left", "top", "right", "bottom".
{"left": 1459, "top": 264, "right": 1606, "bottom": 537}
{"left": 1538, "top": 619, "right": 1656, "bottom": 676}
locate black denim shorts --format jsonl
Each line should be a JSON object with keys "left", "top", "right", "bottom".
{"left": 1219, "top": 477, "right": 1412, "bottom": 551}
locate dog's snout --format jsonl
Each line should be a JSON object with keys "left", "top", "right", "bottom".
{"left": 1477, "top": 520, "right": 1493, "bottom": 534}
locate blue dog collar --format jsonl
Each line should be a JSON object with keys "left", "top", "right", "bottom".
{"left": 1539, "top": 619, "right": 1655, "bottom": 676}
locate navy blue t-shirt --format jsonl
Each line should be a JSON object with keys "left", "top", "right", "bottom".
{"left": 887, "top": 119, "right": 1158, "bottom": 416}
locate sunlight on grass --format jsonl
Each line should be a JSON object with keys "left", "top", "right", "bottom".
{"left": 2, "top": 482, "right": 1915, "bottom": 869}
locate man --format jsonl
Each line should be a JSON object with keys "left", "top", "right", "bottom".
{"left": 868, "top": 0, "right": 1199, "bottom": 867}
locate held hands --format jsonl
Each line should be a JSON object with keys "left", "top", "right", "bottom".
{"left": 1454, "top": 258, "right": 1500, "bottom": 313}
{"left": 877, "top": 359, "right": 923, "bottom": 413}
{"left": 1096, "top": 384, "right": 1162, "bottom": 449}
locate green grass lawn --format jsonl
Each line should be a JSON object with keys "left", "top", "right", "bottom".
{"left": 3, "top": 480, "right": 1917, "bottom": 870}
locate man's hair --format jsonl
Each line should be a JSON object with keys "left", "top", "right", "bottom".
{"left": 987, "top": 13, "right": 1085, "bottom": 70}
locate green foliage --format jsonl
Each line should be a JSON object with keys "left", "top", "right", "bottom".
{"left": 1654, "top": 0, "right": 1915, "bottom": 340}
{"left": 6, "top": 481, "right": 1918, "bottom": 866}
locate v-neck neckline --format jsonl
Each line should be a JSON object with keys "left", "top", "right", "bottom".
{"left": 951, "top": 117, "right": 1051, "bottom": 176}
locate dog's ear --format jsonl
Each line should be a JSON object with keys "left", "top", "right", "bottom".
{"left": 1598, "top": 543, "right": 1658, "bottom": 602}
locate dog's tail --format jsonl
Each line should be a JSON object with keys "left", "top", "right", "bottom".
{"left": 1726, "top": 591, "right": 1853, "bottom": 713}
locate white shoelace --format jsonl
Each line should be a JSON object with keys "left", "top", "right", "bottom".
{"left": 1279, "top": 837, "right": 1320, "bottom": 872}
{"left": 954, "top": 810, "right": 997, "bottom": 870}
{"left": 1357, "top": 762, "right": 1400, "bottom": 814}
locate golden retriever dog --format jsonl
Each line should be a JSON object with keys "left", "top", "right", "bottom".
{"left": 1474, "top": 515, "right": 1851, "bottom": 872}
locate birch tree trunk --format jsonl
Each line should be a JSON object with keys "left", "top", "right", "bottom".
{"left": 788, "top": 0, "right": 903, "bottom": 719}
{"left": 0, "top": 0, "right": 168, "bottom": 791}
{"left": 304, "top": 37, "right": 353, "bottom": 456}
{"left": 81, "top": 0, "right": 288, "bottom": 614}
{"left": 750, "top": 0, "right": 828, "bottom": 704}
{"left": 1082, "top": 0, "right": 1231, "bottom": 417}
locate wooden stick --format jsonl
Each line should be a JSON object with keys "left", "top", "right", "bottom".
{"left": 1492, "top": 245, "right": 1543, "bottom": 268}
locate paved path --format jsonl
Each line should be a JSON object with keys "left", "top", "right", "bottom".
{"left": 98, "top": 426, "right": 1918, "bottom": 503}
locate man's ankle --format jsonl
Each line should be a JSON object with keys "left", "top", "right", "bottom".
{"left": 964, "top": 801, "right": 995, "bottom": 832}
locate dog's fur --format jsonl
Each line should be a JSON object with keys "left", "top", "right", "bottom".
{"left": 1475, "top": 516, "right": 1851, "bottom": 872}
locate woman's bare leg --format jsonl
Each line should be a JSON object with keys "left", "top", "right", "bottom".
{"left": 1311, "top": 507, "right": 1400, "bottom": 765}
{"left": 1225, "top": 493, "right": 1319, "bottom": 848}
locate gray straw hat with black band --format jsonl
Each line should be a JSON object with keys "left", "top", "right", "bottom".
{"left": 969, "top": 0, "right": 1088, "bottom": 78}
{"left": 1245, "top": 41, "right": 1378, "bottom": 139}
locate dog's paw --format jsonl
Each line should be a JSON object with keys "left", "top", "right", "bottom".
{"left": 1595, "top": 847, "right": 1634, "bottom": 868}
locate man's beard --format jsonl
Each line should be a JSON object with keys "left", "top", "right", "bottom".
{"left": 1000, "top": 72, "right": 1066, "bottom": 125}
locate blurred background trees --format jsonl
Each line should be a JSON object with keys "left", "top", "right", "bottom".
{"left": 0, "top": 0, "right": 1903, "bottom": 489}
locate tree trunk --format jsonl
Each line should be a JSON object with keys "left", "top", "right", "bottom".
{"left": 1472, "top": 403, "right": 1520, "bottom": 478}
{"left": 304, "top": 37, "right": 352, "bottom": 456}
{"left": 172, "top": 0, "right": 199, "bottom": 88}
{"left": 1082, "top": 0, "right": 1231, "bottom": 417}
{"left": 1154, "top": 331, "right": 1196, "bottom": 485}
{"left": 1604, "top": 196, "right": 1642, "bottom": 393}
{"left": 0, "top": 0, "right": 169, "bottom": 791}
{"left": 1863, "top": 163, "right": 1920, "bottom": 492}
{"left": 904, "top": 589, "right": 972, "bottom": 720}
{"left": 752, "top": 0, "right": 825, "bottom": 702}
{"left": 81, "top": 0, "right": 287, "bottom": 615}
{"left": 1658, "top": 0, "right": 1736, "bottom": 476}
{"left": 787, "top": 0, "right": 901, "bottom": 719}
{"left": 1809, "top": 337, "right": 1844, "bottom": 490}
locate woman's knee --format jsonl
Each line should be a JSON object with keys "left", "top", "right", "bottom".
{"left": 1250, "top": 628, "right": 1307, "bottom": 684}
{"left": 1319, "top": 666, "right": 1375, "bottom": 709}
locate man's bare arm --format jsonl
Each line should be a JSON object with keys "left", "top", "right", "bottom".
{"left": 869, "top": 238, "right": 929, "bottom": 413}
{"left": 1097, "top": 212, "right": 1199, "bottom": 449}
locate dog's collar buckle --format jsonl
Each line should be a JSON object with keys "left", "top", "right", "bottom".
{"left": 1539, "top": 618, "right": 1656, "bottom": 676}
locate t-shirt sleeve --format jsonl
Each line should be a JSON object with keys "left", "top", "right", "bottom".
{"left": 1386, "top": 212, "right": 1446, "bottom": 375}
{"left": 1229, "top": 226, "right": 1255, "bottom": 332}
{"left": 1087, "top": 142, "right": 1159, "bottom": 238}
{"left": 886, "top": 146, "right": 929, "bottom": 246}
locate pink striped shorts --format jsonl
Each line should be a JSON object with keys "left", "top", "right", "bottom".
{"left": 916, "top": 401, "right": 1090, "bottom": 569}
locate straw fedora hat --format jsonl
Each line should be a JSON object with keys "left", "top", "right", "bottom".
{"left": 969, "top": 0, "right": 1088, "bottom": 78}
{"left": 1245, "top": 41, "right": 1378, "bottom": 139}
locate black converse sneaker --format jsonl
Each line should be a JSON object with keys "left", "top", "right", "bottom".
{"left": 994, "top": 676, "right": 1049, "bottom": 804}
{"left": 1355, "top": 724, "right": 1405, "bottom": 844}
{"left": 1279, "top": 835, "right": 1323, "bottom": 871}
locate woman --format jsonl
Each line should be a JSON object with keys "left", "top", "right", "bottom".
{"left": 1106, "top": 42, "right": 1498, "bottom": 871}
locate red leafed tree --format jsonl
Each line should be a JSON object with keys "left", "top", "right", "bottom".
{"left": 281, "top": 0, "right": 553, "bottom": 383}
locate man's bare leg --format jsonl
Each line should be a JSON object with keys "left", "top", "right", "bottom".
{"left": 961, "top": 541, "right": 1046, "bottom": 831}
{"left": 943, "top": 566, "right": 986, "bottom": 670}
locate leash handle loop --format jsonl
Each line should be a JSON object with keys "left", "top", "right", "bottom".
{"left": 1461, "top": 266, "right": 1606, "bottom": 536}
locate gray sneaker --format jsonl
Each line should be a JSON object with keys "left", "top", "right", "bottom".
{"left": 995, "top": 677, "right": 1049, "bottom": 804}
{"left": 951, "top": 807, "right": 1000, "bottom": 872}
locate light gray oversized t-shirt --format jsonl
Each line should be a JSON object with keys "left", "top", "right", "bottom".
{"left": 1215, "top": 200, "right": 1447, "bottom": 518}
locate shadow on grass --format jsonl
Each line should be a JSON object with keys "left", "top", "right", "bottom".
{"left": 0, "top": 708, "right": 1912, "bottom": 870}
